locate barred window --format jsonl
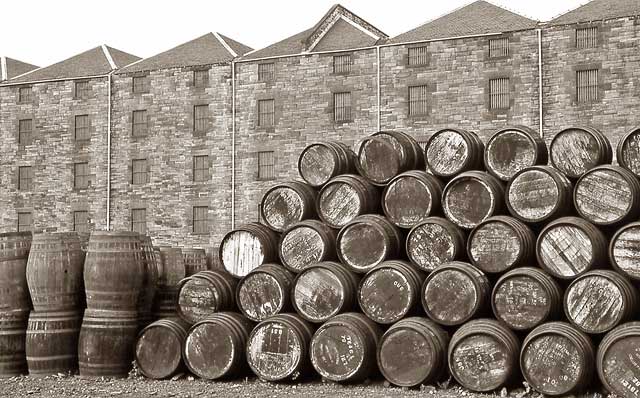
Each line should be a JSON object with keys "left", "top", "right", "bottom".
{"left": 75, "top": 115, "right": 90, "bottom": 141}
{"left": 576, "top": 27, "right": 598, "bottom": 49}
{"left": 489, "top": 78, "right": 510, "bottom": 110}
{"left": 73, "top": 211, "right": 89, "bottom": 233}
{"left": 333, "top": 92, "right": 352, "bottom": 122}
{"left": 131, "top": 208, "right": 147, "bottom": 234}
{"left": 132, "top": 76, "right": 149, "bottom": 93}
{"left": 75, "top": 81, "right": 90, "bottom": 99}
{"left": 19, "top": 119, "right": 33, "bottom": 145}
{"left": 18, "top": 86, "right": 32, "bottom": 103}
{"left": 408, "top": 85, "right": 429, "bottom": 116}
{"left": 74, "top": 162, "right": 90, "bottom": 189}
{"left": 193, "top": 155, "right": 209, "bottom": 182}
{"left": 258, "top": 99, "right": 275, "bottom": 127}
{"left": 194, "top": 105, "right": 209, "bottom": 132}
{"left": 333, "top": 55, "right": 352, "bottom": 74}
{"left": 489, "top": 37, "right": 509, "bottom": 58}
{"left": 17, "top": 212, "right": 32, "bottom": 232}
{"left": 408, "top": 46, "right": 429, "bottom": 66}
{"left": 193, "top": 206, "right": 209, "bottom": 234}
{"left": 577, "top": 69, "right": 598, "bottom": 103}
{"left": 258, "top": 63, "right": 275, "bottom": 82}
{"left": 257, "top": 151, "right": 275, "bottom": 180}
{"left": 132, "top": 110, "right": 147, "bottom": 136}
{"left": 194, "top": 69, "right": 209, "bottom": 88}
{"left": 132, "top": 159, "right": 148, "bottom": 185}
{"left": 18, "top": 166, "right": 33, "bottom": 191}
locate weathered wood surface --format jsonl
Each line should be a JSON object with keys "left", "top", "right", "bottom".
{"left": 611, "top": 222, "right": 640, "bottom": 280}
{"left": 137, "top": 235, "right": 158, "bottom": 327}
{"left": 382, "top": 171, "right": 442, "bottom": 229}
{"left": 598, "top": 322, "right": 640, "bottom": 398}
{"left": 135, "top": 319, "right": 188, "bottom": 380}
{"left": 182, "top": 248, "right": 208, "bottom": 276}
{"left": 318, "top": 175, "right": 379, "bottom": 229}
{"left": 550, "top": 127, "right": 611, "bottom": 178}
{"left": 485, "top": 127, "right": 545, "bottom": 181}
{"left": 357, "top": 131, "right": 424, "bottom": 186}
{"left": 220, "top": 223, "right": 278, "bottom": 278}
{"left": 618, "top": 128, "right": 640, "bottom": 177}
{"left": 158, "top": 247, "right": 186, "bottom": 287}
{"left": 298, "top": 142, "right": 355, "bottom": 187}
{"left": 279, "top": 220, "right": 335, "bottom": 273}
{"left": 443, "top": 172, "right": 503, "bottom": 229}
{"left": 406, "top": 218, "right": 465, "bottom": 272}
{"left": 261, "top": 182, "right": 316, "bottom": 232}
{"left": 468, "top": 216, "right": 534, "bottom": 273}
{"left": 237, "top": 264, "right": 292, "bottom": 322}
{"left": 0, "top": 232, "right": 31, "bottom": 314}
{"left": 426, "top": 129, "right": 483, "bottom": 177}
{"left": 506, "top": 166, "right": 570, "bottom": 223}
{"left": 26, "top": 311, "right": 81, "bottom": 375}
{"left": 177, "top": 270, "right": 237, "bottom": 325}
{"left": 0, "top": 310, "right": 28, "bottom": 377}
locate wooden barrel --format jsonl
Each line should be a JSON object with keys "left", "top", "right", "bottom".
{"left": 521, "top": 322, "right": 594, "bottom": 396}
{"left": 83, "top": 231, "right": 144, "bottom": 311}
{"left": 406, "top": 217, "right": 466, "bottom": 272}
{"left": 425, "top": 128, "right": 484, "bottom": 178}
{"left": 610, "top": 222, "right": 640, "bottom": 281}
{"left": 617, "top": 127, "right": 640, "bottom": 177}
{"left": 137, "top": 235, "right": 158, "bottom": 328}
{"left": 467, "top": 216, "right": 535, "bottom": 274}
{"left": 336, "top": 214, "right": 402, "bottom": 274}
{"left": 358, "top": 260, "right": 424, "bottom": 324}
{"left": 422, "top": 261, "right": 490, "bottom": 326}
{"left": 310, "top": 312, "right": 382, "bottom": 382}
{"left": 382, "top": 171, "right": 443, "bottom": 229}
{"left": 597, "top": 322, "right": 640, "bottom": 397}
{"left": 246, "top": 313, "right": 314, "bottom": 381}
{"left": 298, "top": 141, "right": 356, "bottom": 188}
{"left": 536, "top": 217, "right": 607, "bottom": 280}
{"left": 549, "top": 126, "right": 612, "bottom": 179}
{"left": 181, "top": 248, "right": 208, "bottom": 276}
{"left": 442, "top": 171, "right": 504, "bottom": 230}
{"left": 219, "top": 223, "right": 279, "bottom": 278}
{"left": 492, "top": 267, "right": 563, "bottom": 331}
{"left": 177, "top": 270, "right": 237, "bottom": 325}
{"left": 78, "top": 309, "right": 138, "bottom": 378}
{"left": 356, "top": 131, "right": 424, "bottom": 186}
{"left": 484, "top": 126, "right": 548, "bottom": 181}
{"left": 0, "top": 232, "right": 32, "bottom": 314}
{"left": 574, "top": 165, "right": 640, "bottom": 226}
{"left": 564, "top": 270, "right": 638, "bottom": 334}
{"left": 506, "top": 166, "right": 573, "bottom": 224}
{"left": 278, "top": 220, "right": 336, "bottom": 273}
{"left": 317, "top": 174, "right": 379, "bottom": 229}
{"left": 152, "top": 247, "right": 185, "bottom": 319}
{"left": 291, "top": 261, "right": 359, "bottom": 324}
{"left": 260, "top": 181, "right": 317, "bottom": 232}
{"left": 0, "top": 310, "right": 28, "bottom": 377}
{"left": 183, "top": 312, "right": 254, "bottom": 380}
{"left": 377, "top": 317, "right": 449, "bottom": 387}
{"left": 236, "top": 264, "right": 293, "bottom": 322}
{"left": 135, "top": 318, "right": 189, "bottom": 380}
{"left": 26, "top": 310, "right": 81, "bottom": 376}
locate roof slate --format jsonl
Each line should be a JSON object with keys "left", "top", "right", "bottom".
{"left": 551, "top": 0, "right": 640, "bottom": 25}
{"left": 1, "top": 57, "right": 39, "bottom": 81}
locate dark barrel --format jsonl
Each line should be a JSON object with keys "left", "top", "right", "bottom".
{"left": 152, "top": 246, "right": 186, "bottom": 319}
{"left": 310, "top": 313, "right": 382, "bottom": 382}
{"left": 536, "top": 217, "right": 607, "bottom": 280}
{"left": 425, "top": 128, "right": 484, "bottom": 178}
{"left": 26, "top": 311, "right": 81, "bottom": 376}
{"left": 467, "top": 216, "right": 535, "bottom": 274}
{"left": 0, "top": 311, "right": 28, "bottom": 377}
{"left": 181, "top": 248, "right": 209, "bottom": 276}
{"left": 356, "top": 131, "right": 425, "bottom": 186}
{"left": 564, "top": 270, "right": 638, "bottom": 334}
{"left": 521, "top": 322, "right": 595, "bottom": 396}
{"left": 135, "top": 318, "right": 189, "bottom": 380}
{"left": 336, "top": 214, "right": 402, "bottom": 274}
{"left": 83, "top": 231, "right": 144, "bottom": 311}
{"left": 177, "top": 270, "right": 237, "bottom": 325}
{"left": 381, "top": 171, "right": 443, "bottom": 229}
{"left": 406, "top": 217, "right": 466, "bottom": 272}
{"left": 137, "top": 235, "right": 158, "bottom": 328}
{"left": 236, "top": 264, "right": 293, "bottom": 322}
{"left": 377, "top": 317, "right": 449, "bottom": 387}
{"left": 358, "top": 260, "right": 424, "bottom": 325}
{"left": 219, "top": 223, "right": 279, "bottom": 278}
{"left": 492, "top": 267, "right": 563, "bottom": 331}
{"left": 291, "top": 261, "right": 359, "bottom": 324}
{"left": 610, "top": 222, "right": 640, "bottom": 281}
{"left": 617, "top": 127, "right": 640, "bottom": 177}
{"left": 78, "top": 309, "right": 138, "bottom": 378}
{"left": 246, "top": 313, "right": 314, "bottom": 381}
{"left": 260, "top": 181, "right": 317, "bottom": 232}
{"left": 298, "top": 141, "right": 356, "bottom": 188}
{"left": 549, "top": 126, "right": 612, "bottom": 179}
{"left": 484, "top": 125, "right": 548, "bottom": 181}
{"left": 183, "top": 312, "right": 254, "bottom": 380}
{"left": 317, "top": 174, "right": 380, "bottom": 229}
{"left": 422, "top": 261, "right": 490, "bottom": 326}
{"left": 506, "top": 166, "right": 573, "bottom": 224}
{"left": 442, "top": 171, "right": 504, "bottom": 230}
{"left": 448, "top": 319, "right": 520, "bottom": 392}
{"left": 574, "top": 165, "right": 640, "bottom": 226}
{"left": 597, "top": 322, "right": 640, "bottom": 397}
{"left": 278, "top": 220, "right": 336, "bottom": 273}
{"left": 0, "top": 232, "right": 32, "bottom": 314}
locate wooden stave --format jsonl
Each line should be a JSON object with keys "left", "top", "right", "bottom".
{"left": 425, "top": 128, "right": 484, "bottom": 178}
{"left": 484, "top": 125, "right": 548, "bottom": 182}
{"left": 381, "top": 170, "right": 444, "bottom": 229}
{"left": 26, "top": 310, "right": 81, "bottom": 376}
{"left": 549, "top": 126, "right": 612, "bottom": 179}
{"left": 181, "top": 248, "right": 209, "bottom": 277}
{"left": 278, "top": 220, "right": 337, "bottom": 273}
{"left": 0, "top": 310, "right": 29, "bottom": 377}
{"left": 135, "top": 318, "right": 189, "bottom": 380}
{"left": 297, "top": 141, "right": 356, "bottom": 188}
{"left": 609, "top": 221, "right": 640, "bottom": 281}
{"left": 236, "top": 263, "right": 294, "bottom": 322}
{"left": 442, "top": 171, "right": 505, "bottom": 230}
{"left": 317, "top": 174, "right": 380, "bottom": 229}
{"left": 137, "top": 235, "right": 159, "bottom": 329}
{"left": 177, "top": 270, "right": 238, "bottom": 325}
{"left": 405, "top": 217, "right": 466, "bottom": 272}
{"left": 219, "top": 223, "right": 280, "bottom": 278}
{"left": 260, "top": 181, "right": 318, "bottom": 233}
{"left": 0, "top": 232, "right": 32, "bottom": 315}
{"left": 596, "top": 321, "right": 640, "bottom": 397}
{"left": 617, "top": 126, "right": 640, "bottom": 178}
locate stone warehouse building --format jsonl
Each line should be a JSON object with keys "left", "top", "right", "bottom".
{"left": 1, "top": 0, "right": 639, "bottom": 261}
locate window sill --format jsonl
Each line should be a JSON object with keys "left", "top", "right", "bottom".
{"left": 408, "top": 114, "right": 430, "bottom": 120}
{"left": 406, "top": 64, "right": 429, "bottom": 69}
{"left": 334, "top": 120, "right": 353, "bottom": 126}
{"left": 17, "top": 101, "right": 32, "bottom": 105}
{"left": 331, "top": 72, "right": 351, "bottom": 76}
{"left": 131, "top": 134, "right": 149, "bottom": 139}
{"left": 487, "top": 55, "right": 510, "bottom": 61}
{"left": 192, "top": 232, "right": 210, "bottom": 236}
{"left": 256, "top": 177, "right": 276, "bottom": 182}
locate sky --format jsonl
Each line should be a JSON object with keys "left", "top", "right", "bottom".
{"left": 1, "top": 0, "right": 588, "bottom": 67}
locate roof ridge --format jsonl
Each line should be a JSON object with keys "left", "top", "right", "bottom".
{"left": 213, "top": 32, "right": 237, "bottom": 57}
{"left": 0, "top": 57, "right": 7, "bottom": 81}
{"left": 400, "top": 0, "right": 479, "bottom": 37}
{"left": 483, "top": 0, "right": 538, "bottom": 22}
{"left": 9, "top": 64, "right": 43, "bottom": 81}
{"left": 101, "top": 44, "right": 118, "bottom": 69}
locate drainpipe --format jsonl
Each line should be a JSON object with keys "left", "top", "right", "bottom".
{"left": 106, "top": 73, "right": 113, "bottom": 230}
{"left": 376, "top": 46, "right": 381, "bottom": 131}
{"left": 537, "top": 28, "right": 543, "bottom": 139}
{"left": 231, "top": 61, "right": 236, "bottom": 230}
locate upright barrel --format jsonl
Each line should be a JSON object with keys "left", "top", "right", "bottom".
{"left": 26, "top": 311, "right": 81, "bottom": 375}
{"left": 0, "top": 232, "right": 32, "bottom": 313}
{"left": 381, "top": 171, "right": 443, "bottom": 229}
{"left": 236, "top": 264, "right": 293, "bottom": 322}
{"left": 425, "top": 128, "right": 484, "bottom": 178}
{"left": 356, "top": 131, "right": 424, "bottom": 186}
{"left": 317, "top": 174, "right": 379, "bottom": 229}
{"left": 219, "top": 223, "right": 279, "bottom": 278}
{"left": 135, "top": 318, "right": 189, "bottom": 380}
{"left": 549, "top": 126, "right": 612, "bottom": 178}
{"left": 137, "top": 235, "right": 158, "bottom": 327}
{"left": 0, "top": 311, "right": 29, "bottom": 377}
{"left": 152, "top": 247, "right": 185, "bottom": 319}
{"left": 442, "top": 171, "right": 504, "bottom": 229}
{"left": 298, "top": 141, "right": 356, "bottom": 188}
{"left": 610, "top": 222, "right": 640, "bottom": 281}
{"left": 406, "top": 217, "right": 466, "bottom": 272}
{"left": 177, "top": 270, "right": 237, "bottom": 325}
{"left": 260, "top": 181, "right": 317, "bottom": 232}
{"left": 278, "top": 220, "right": 336, "bottom": 273}
{"left": 597, "top": 322, "right": 640, "bottom": 397}
{"left": 484, "top": 126, "right": 547, "bottom": 181}
{"left": 182, "top": 248, "right": 208, "bottom": 276}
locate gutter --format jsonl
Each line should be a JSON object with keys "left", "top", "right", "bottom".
{"left": 231, "top": 61, "right": 236, "bottom": 230}
{"left": 537, "top": 28, "right": 543, "bottom": 138}
{"left": 0, "top": 74, "right": 109, "bottom": 87}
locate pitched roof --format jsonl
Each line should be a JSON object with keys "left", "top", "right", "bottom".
{"left": 243, "top": 4, "right": 388, "bottom": 60}
{"left": 6, "top": 45, "right": 140, "bottom": 84}
{"left": 391, "top": 1, "right": 538, "bottom": 44}
{"left": 0, "top": 57, "right": 38, "bottom": 81}
{"left": 551, "top": 0, "right": 640, "bottom": 25}
{"left": 120, "top": 33, "right": 253, "bottom": 73}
